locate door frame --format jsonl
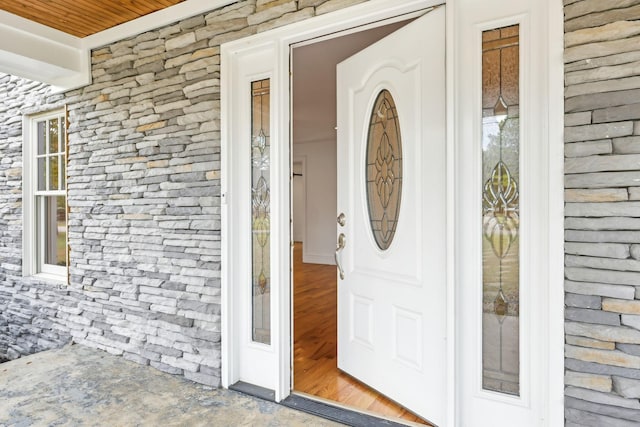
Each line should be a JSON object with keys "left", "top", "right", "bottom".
{"left": 220, "top": 0, "right": 564, "bottom": 425}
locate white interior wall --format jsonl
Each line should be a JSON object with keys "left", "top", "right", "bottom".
{"left": 292, "top": 160, "right": 305, "bottom": 243}
{"left": 293, "top": 142, "right": 336, "bottom": 264}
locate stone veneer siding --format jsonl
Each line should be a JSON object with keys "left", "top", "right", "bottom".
{"left": 0, "top": 0, "right": 366, "bottom": 387}
{"left": 4, "top": 0, "right": 640, "bottom": 420}
{"left": 564, "top": 1, "right": 640, "bottom": 425}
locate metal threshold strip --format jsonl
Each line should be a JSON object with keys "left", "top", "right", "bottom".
{"left": 229, "top": 382, "right": 424, "bottom": 427}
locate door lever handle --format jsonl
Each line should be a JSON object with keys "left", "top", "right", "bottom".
{"left": 335, "top": 233, "right": 346, "bottom": 280}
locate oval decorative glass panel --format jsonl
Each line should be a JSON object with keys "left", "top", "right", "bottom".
{"left": 366, "top": 89, "right": 403, "bottom": 251}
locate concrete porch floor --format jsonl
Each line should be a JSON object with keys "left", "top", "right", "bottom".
{"left": 0, "top": 345, "right": 341, "bottom": 426}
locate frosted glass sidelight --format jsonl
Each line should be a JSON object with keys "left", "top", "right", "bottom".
{"left": 251, "top": 79, "right": 271, "bottom": 345}
{"left": 481, "top": 24, "right": 520, "bottom": 396}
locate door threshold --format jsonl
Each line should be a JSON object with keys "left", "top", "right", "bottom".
{"left": 229, "top": 381, "right": 276, "bottom": 401}
{"left": 283, "top": 391, "right": 428, "bottom": 427}
{"left": 228, "top": 383, "right": 425, "bottom": 426}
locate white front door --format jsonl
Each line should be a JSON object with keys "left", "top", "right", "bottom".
{"left": 336, "top": 6, "right": 446, "bottom": 425}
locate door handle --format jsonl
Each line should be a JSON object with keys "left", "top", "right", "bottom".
{"left": 335, "top": 233, "right": 346, "bottom": 280}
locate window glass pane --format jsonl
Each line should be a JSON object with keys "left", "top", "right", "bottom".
{"left": 61, "top": 117, "right": 66, "bottom": 146}
{"left": 366, "top": 89, "right": 402, "bottom": 250}
{"left": 49, "top": 118, "right": 59, "bottom": 154}
{"left": 49, "top": 157, "right": 59, "bottom": 190}
{"left": 42, "top": 195, "right": 67, "bottom": 267}
{"left": 251, "top": 78, "right": 271, "bottom": 345}
{"left": 37, "top": 121, "right": 46, "bottom": 155}
{"left": 482, "top": 24, "right": 520, "bottom": 396}
{"left": 60, "top": 155, "right": 66, "bottom": 188}
{"left": 37, "top": 157, "right": 46, "bottom": 191}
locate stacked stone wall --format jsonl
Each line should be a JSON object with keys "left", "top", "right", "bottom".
{"left": 0, "top": 0, "right": 366, "bottom": 388}
{"left": 564, "top": 0, "right": 640, "bottom": 425}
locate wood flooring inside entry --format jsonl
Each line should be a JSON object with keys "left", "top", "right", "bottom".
{"left": 292, "top": 243, "right": 428, "bottom": 425}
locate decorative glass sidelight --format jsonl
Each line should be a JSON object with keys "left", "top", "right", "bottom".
{"left": 481, "top": 24, "right": 520, "bottom": 395}
{"left": 366, "top": 90, "right": 403, "bottom": 251}
{"left": 251, "top": 79, "right": 271, "bottom": 345}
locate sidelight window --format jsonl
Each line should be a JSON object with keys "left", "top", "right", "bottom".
{"left": 251, "top": 79, "right": 271, "bottom": 345}
{"left": 481, "top": 24, "right": 520, "bottom": 396}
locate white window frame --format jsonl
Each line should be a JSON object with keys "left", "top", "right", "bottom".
{"left": 23, "top": 109, "right": 68, "bottom": 283}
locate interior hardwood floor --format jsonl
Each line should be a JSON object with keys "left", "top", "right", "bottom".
{"left": 293, "top": 243, "right": 428, "bottom": 425}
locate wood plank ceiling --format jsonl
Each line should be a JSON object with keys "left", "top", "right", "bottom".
{"left": 0, "top": 0, "right": 185, "bottom": 38}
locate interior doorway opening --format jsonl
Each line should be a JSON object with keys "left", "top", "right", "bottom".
{"left": 290, "top": 19, "right": 428, "bottom": 426}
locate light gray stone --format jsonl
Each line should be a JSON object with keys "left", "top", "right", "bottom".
{"left": 565, "top": 280, "right": 634, "bottom": 300}
{"left": 566, "top": 307, "right": 620, "bottom": 326}
{"left": 257, "top": 8, "right": 315, "bottom": 33}
{"left": 184, "top": 370, "right": 220, "bottom": 387}
{"left": 565, "top": 111, "right": 592, "bottom": 126}
{"left": 566, "top": 217, "right": 640, "bottom": 231}
{"left": 565, "top": 122, "right": 634, "bottom": 143}
{"left": 567, "top": 50, "right": 640, "bottom": 74}
{"left": 566, "top": 254, "right": 640, "bottom": 272}
{"left": 566, "top": 242, "right": 630, "bottom": 259}
{"left": 564, "top": 0, "right": 640, "bottom": 22}
{"left": 205, "top": 2, "right": 255, "bottom": 24}
{"left": 566, "top": 88, "right": 640, "bottom": 113}
{"left": 566, "top": 4, "right": 640, "bottom": 33}
{"left": 566, "top": 60, "right": 640, "bottom": 87}
{"left": 566, "top": 75, "right": 640, "bottom": 98}
{"left": 299, "top": 0, "right": 326, "bottom": 7}
{"left": 247, "top": 1, "right": 297, "bottom": 25}
{"left": 566, "top": 321, "right": 640, "bottom": 344}
{"left": 565, "top": 371, "right": 612, "bottom": 392}
{"left": 566, "top": 358, "right": 640, "bottom": 381}
{"left": 165, "top": 32, "right": 196, "bottom": 51}
{"left": 631, "top": 245, "right": 640, "bottom": 260}
{"left": 565, "top": 140, "right": 612, "bottom": 157}
{"left": 566, "top": 230, "right": 640, "bottom": 244}
{"left": 565, "top": 154, "right": 640, "bottom": 174}
{"left": 629, "top": 188, "right": 640, "bottom": 200}
{"left": 565, "top": 20, "right": 640, "bottom": 48}
{"left": 565, "top": 386, "right": 640, "bottom": 409}
{"left": 566, "top": 399, "right": 640, "bottom": 426}
{"left": 565, "top": 193, "right": 635, "bottom": 208}
{"left": 566, "top": 293, "right": 602, "bottom": 309}
{"left": 316, "top": 0, "right": 365, "bottom": 15}
{"left": 613, "top": 376, "right": 640, "bottom": 399}
{"left": 594, "top": 103, "right": 640, "bottom": 123}
{"left": 566, "top": 267, "right": 640, "bottom": 286}
{"left": 618, "top": 344, "right": 640, "bottom": 357}
{"left": 613, "top": 136, "right": 640, "bottom": 154}
{"left": 622, "top": 315, "right": 640, "bottom": 331}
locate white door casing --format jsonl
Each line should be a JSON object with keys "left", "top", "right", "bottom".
{"left": 220, "top": 0, "right": 564, "bottom": 425}
{"left": 336, "top": 6, "right": 446, "bottom": 425}
{"left": 222, "top": 41, "right": 282, "bottom": 392}
{"left": 454, "top": 0, "right": 564, "bottom": 424}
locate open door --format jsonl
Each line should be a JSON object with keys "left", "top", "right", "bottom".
{"left": 336, "top": 5, "right": 446, "bottom": 425}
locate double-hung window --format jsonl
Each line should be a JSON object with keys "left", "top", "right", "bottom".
{"left": 23, "top": 110, "right": 68, "bottom": 281}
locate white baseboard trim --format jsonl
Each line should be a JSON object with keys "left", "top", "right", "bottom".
{"left": 302, "top": 253, "right": 335, "bottom": 265}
